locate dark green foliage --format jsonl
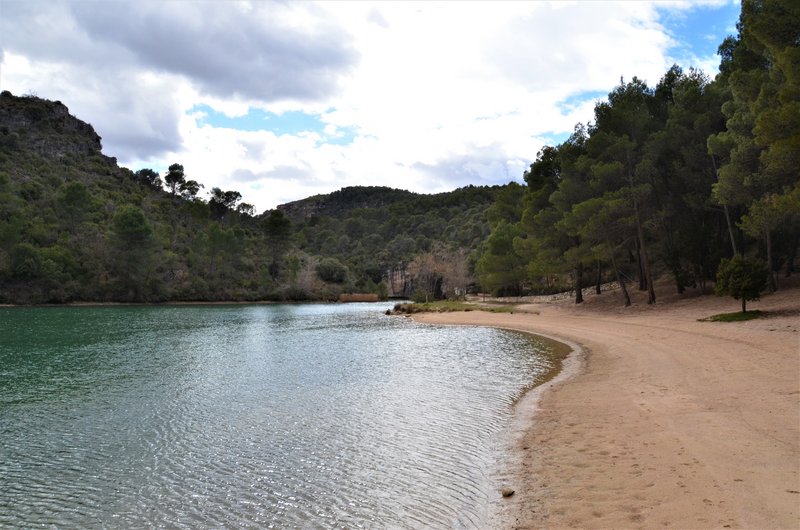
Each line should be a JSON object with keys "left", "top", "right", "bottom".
{"left": 57, "top": 181, "right": 92, "bottom": 223}
{"left": 10, "top": 243, "right": 42, "bottom": 279}
{"left": 112, "top": 205, "right": 152, "bottom": 244}
{"left": 134, "top": 168, "right": 162, "bottom": 189}
{"left": 209, "top": 187, "right": 242, "bottom": 220}
{"left": 164, "top": 163, "right": 185, "bottom": 195}
{"left": 476, "top": 1, "right": 798, "bottom": 304}
{"left": 316, "top": 257, "right": 348, "bottom": 283}
{"left": 179, "top": 179, "right": 203, "bottom": 200}
{"left": 287, "top": 184, "right": 498, "bottom": 293}
{"left": 714, "top": 255, "right": 768, "bottom": 312}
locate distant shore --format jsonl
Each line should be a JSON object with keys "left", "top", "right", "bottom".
{"left": 413, "top": 281, "right": 800, "bottom": 529}
{"left": 0, "top": 298, "right": 397, "bottom": 308}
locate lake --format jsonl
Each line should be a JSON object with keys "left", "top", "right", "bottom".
{"left": 0, "top": 303, "right": 560, "bottom": 528}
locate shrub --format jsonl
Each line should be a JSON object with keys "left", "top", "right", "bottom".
{"left": 315, "top": 257, "right": 348, "bottom": 283}
{"left": 715, "top": 255, "right": 768, "bottom": 313}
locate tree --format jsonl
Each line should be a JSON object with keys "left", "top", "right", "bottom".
{"left": 476, "top": 220, "right": 526, "bottom": 296}
{"left": 376, "top": 280, "right": 389, "bottom": 301}
{"left": 486, "top": 181, "right": 525, "bottom": 228}
{"left": 111, "top": 205, "right": 156, "bottom": 301}
{"left": 316, "top": 257, "right": 348, "bottom": 283}
{"left": 739, "top": 184, "right": 800, "bottom": 290}
{"left": 179, "top": 179, "right": 203, "bottom": 200}
{"left": 560, "top": 193, "right": 634, "bottom": 306}
{"left": 164, "top": 163, "right": 185, "bottom": 195}
{"left": 236, "top": 203, "right": 255, "bottom": 217}
{"left": 134, "top": 168, "right": 162, "bottom": 189}
{"left": 714, "top": 254, "right": 768, "bottom": 312}
{"left": 209, "top": 187, "right": 242, "bottom": 220}
{"left": 711, "top": 1, "right": 800, "bottom": 286}
{"left": 10, "top": 242, "right": 41, "bottom": 279}
{"left": 593, "top": 77, "right": 659, "bottom": 304}
{"left": 57, "top": 181, "right": 92, "bottom": 227}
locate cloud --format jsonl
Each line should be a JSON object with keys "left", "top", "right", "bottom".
{"left": 68, "top": 1, "right": 359, "bottom": 102}
{"left": 0, "top": 0, "right": 358, "bottom": 167}
{"left": 0, "top": 0, "right": 735, "bottom": 214}
{"left": 412, "top": 152, "right": 522, "bottom": 192}
{"left": 232, "top": 165, "right": 313, "bottom": 184}
{"left": 485, "top": 3, "right": 672, "bottom": 92}
{"left": 367, "top": 8, "right": 390, "bottom": 29}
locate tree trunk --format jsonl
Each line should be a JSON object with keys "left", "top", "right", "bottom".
{"left": 711, "top": 155, "right": 739, "bottom": 256}
{"left": 607, "top": 238, "right": 631, "bottom": 307}
{"left": 574, "top": 263, "right": 584, "bottom": 304}
{"left": 723, "top": 204, "right": 739, "bottom": 256}
{"left": 595, "top": 260, "right": 602, "bottom": 295}
{"left": 674, "top": 269, "right": 685, "bottom": 294}
{"left": 742, "top": 297, "right": 746, "bottom": 313}
{"left": 786, "top": 234, "right": 797, "bottom": 277}
{"left": 766, "top": 230, "right": 777, "bottom": 292}
{"left": 635, "top": 204, "right": 656, "bottom": 304}
{"left": 634, "top": 236, "right": 647, "bottom": 291}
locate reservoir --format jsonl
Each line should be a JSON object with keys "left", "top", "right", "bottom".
{"left": 0, "top": 303, "right": 559, "bottom": 528}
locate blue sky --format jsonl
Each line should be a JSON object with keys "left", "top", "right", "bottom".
{"left": 1, "top": 0, "right": 741, "bottom": 213}
{"left": 660, "top": 1, "right": 740, "bottom": 62}
{"left": 191, "top": 105, "right": 357, "bottom": 146}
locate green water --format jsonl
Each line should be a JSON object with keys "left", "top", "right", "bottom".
{"left": 0, "top": 303, "right": 558, "bottom": 528}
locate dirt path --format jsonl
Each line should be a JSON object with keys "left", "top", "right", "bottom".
{"left": 412, "top": 286, "right": 799, "bottom": 529}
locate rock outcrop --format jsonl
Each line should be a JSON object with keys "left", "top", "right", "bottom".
{"left": 0, "top": 91, "right": 107, "bottom": 160}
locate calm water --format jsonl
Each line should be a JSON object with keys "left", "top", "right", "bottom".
{"left": 0, "top": 303, "right": 559, "bottom": 528}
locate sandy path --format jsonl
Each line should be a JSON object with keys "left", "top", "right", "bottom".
{"left": 412, "top": 287, "right": 799, "bottom": 529}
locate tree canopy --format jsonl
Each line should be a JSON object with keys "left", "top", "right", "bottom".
{"left": 476, "top": 0, "right": 798, "bottom": 303}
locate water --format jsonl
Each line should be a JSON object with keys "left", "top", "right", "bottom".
{"left": 0, "top": 303, "right": 560, "bottom": 528}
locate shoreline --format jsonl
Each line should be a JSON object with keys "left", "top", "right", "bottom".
{"left": 412, "top": 284, "right": 799, "bottom": 529}
{"left": 0, "top": 299, "right": 399, "bottom": 308}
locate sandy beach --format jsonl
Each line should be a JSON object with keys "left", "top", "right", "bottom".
{"left": 412, "top": 282, "right": 800, "bottom": 529}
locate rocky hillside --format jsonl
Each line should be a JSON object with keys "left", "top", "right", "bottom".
{"left": 0, "top": 91, "right": 107, "bottom": 160}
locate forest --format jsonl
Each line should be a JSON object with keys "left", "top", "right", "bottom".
{"left": 0, "top": 92, "right": 497, "bottom": 304}
{"left": 0, "top": 0, "right": 797, "bottom": 306}
{"left": 475, "top": 0, "right": 799, "bottom": 306}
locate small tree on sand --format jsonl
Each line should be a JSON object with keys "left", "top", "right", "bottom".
{"left": 714, "top": 255, "right": 768, "bottom": 313}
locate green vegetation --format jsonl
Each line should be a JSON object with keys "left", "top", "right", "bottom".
{"left": 1, "top": 2, "right": 797, "bottom": 306}
{"left": 714, "top": 255, "right": 768, "bottom": 312}
{"left": 392, "top": 301, "right": 476, "bottom": 314}
{"left": 701, "top": 310, "right": 764, "bottom": 322}
{"left": 390, "top": 300, "right": 521, "bottom": 314}
{"left": 0, "top": 91, "right": 499, "bottom": 303}
{"left": 475, "top": 0, "right": 799, "bottom": 305}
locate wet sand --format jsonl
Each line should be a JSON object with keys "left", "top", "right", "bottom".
{"left": 413, "top": 283, "right": 800, "bottom": 529}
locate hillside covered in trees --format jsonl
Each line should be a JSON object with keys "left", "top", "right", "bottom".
{"left": 1, "top": 0, "right": 797, "bottom": 307}
{"left": 0, "top": 92, "right": 498, "bottom": 303}
{"left": 476, "top": 0, "right": 799, "bottom": 305}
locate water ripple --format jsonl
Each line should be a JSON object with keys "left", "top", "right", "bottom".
{"left": 0, "top": 303, "right": 560, "bottom": 528}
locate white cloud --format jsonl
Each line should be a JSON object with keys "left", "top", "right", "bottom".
{"left": 0, "top": 0, "right": 732, "bottom": 213}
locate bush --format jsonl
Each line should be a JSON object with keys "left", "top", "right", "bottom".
{"left": 315, "top": 257, "right": 348, "bottom": 283}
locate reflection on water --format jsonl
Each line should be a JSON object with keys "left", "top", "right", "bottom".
{"left": 0, "top": 303, "right": 558, "bottom": 528}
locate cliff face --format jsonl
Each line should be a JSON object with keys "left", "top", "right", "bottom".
{"left": 0, "top": 91, "right": 107, "bottom": 161}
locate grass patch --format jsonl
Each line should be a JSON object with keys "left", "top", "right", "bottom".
{"left": 390, "top": 301, "right": 524, "bottom": 315}
{"left": 700, "top": 310, "right": 763, "bottom": 322}
{"left": 391, "top": 301, "right": 475, "bottom": 314}
{"left": 482, "top": 305, "right": 519, "bottom": 313}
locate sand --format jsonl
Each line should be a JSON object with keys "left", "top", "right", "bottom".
{"left": 412, "top": 282, "right": 800, "bottom": 529}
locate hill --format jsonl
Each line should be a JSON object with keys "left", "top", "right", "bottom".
{"left": 0, "top": 91, "right": 500, "bottom": 304}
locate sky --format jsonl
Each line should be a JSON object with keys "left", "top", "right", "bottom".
{"left": 0, "top": 0, "right": 740, "bottom": 214}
